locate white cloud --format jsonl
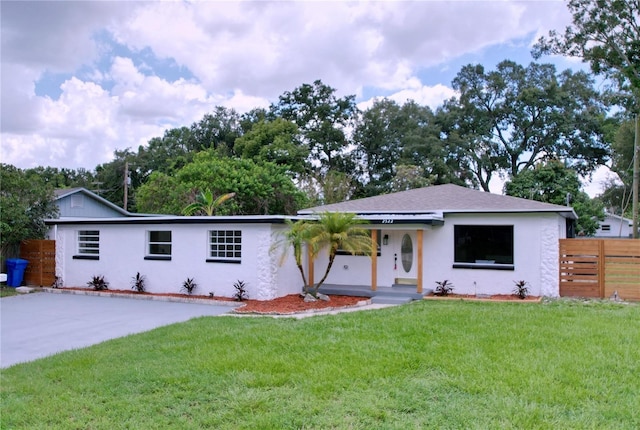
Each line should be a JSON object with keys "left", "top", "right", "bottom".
{"left": 1, "top": 0, "right": 577, "bottom": 172}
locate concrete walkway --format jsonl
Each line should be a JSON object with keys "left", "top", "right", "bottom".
{"left": 0, "top": 293, "right": 235, "bottom": 368}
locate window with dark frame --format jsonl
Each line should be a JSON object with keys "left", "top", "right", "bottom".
{"left": 601, "top": 224, "right": 611, "bottom": 231}
{"left": 208, "top": 230, "right": 241, "bottom": 262}
{"left": 454, "top": 225, "right": 513, "bottom": 266}
{"left": 148, "top": 230, "right": 172, "bottom": 256}
{"left": 77, "top": 230, "right": 99, "bottom": 256}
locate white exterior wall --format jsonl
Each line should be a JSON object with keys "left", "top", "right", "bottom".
{"left": 595, "top": 214, "right": 633, "bottom": 238}
{"left": 315, "top": 213, "right": 565, "bottom": 297}
{"left": 52, "top": 222, "right": 301, "bottom": 300}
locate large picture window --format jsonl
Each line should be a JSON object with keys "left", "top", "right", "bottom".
{"left": 454, "top": 225, "right": 513, "bottom": 269}
{"left": 75, "top": 230, "right": 99, "bottom": 259}
{"left": 146, "top": 231, "right": 172, "bottom": 259}
{"left": 208, "top": 230, "right": 241, "bottom": 263}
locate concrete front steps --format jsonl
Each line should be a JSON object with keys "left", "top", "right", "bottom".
{"left": 319, "top": 284, "right": 430, "bottom": 305}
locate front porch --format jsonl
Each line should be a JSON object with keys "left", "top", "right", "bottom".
{"left": 319, "top": 284, "right": 431, "bottom": 304}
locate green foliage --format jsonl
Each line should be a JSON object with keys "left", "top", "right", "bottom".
{"left": 234, "top": 118, "right": 308, "bottom": 177}
{"left": 272, "top": 79, "right": 359, "bottom": 176}
{"left": 138, "top": 151, "right": 306, "bottom": 215}
{"left": 434, "top": 279, "right": 454, "bottom": 296}
{"left": 0, "top": 164, "right": 59, "bottom": 258}
{"left": 135, "top": 172, "right": 190, "bottom": 215}
{"left": 131, "top": 272, "right": 146, "bottom": 293}
{"left": 505, "top": 160, "right": 605, "bottom": 236}
{"left": 182, "top": 189, "right": 235, "bottom": 216}
{"left": 272, "top": 219, "right": 315, "bottom": 288}
{"left": 513, "top": 280, "right": 530, "bottom": 299}
{"left": 232, "top": 280, "right": 249, "bottom": 301}
{"left": 450, "top": 60, "right": 609, "bottom": 190}
{"left": 181, "top": 278, "right": 197, "bottom": 295}
{"left": 5, "top": 301, "right": 638, "bottom": 428}
{"left": 307, "top": 212, "right": 372, "bottom": 294}
{"left": 87, "top": 275, "right": 109, "bottom": 291}
{"left": 534, "top": 0, "right": 640, "bottom": 103}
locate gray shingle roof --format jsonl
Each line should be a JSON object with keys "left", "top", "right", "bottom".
{"left": 298, "top": 184, "right": 576, "bottom": 217}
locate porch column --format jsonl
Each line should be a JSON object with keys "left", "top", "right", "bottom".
{"left": 371, "top": 229, "right": 377, "bottom": 291}
{"left": 417, "top": 229, "right": 423, "bottom": 294}
{"left": 307, "top": 246, "right": 314, "bottom": 288}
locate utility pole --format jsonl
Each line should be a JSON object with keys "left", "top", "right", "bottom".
{"left": 123, "top": 161, "right": 129, "bottom": 211}
{"left": 633, "top": 114, "right": 639, "bottom": 238}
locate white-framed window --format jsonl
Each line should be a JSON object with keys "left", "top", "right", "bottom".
{"left": 76, "top": 230, "right": 99, "bottom": 259}
{"left": 601, "top": 224, "right": 611, "bottom": 231}
{"left": 208, "top": 230, "right": 241, "bottom": 263}
{"left": 147, "top": 230, "right": 172, "bottom": 258}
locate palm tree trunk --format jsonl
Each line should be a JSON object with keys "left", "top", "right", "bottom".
{"left": 296, "top": 263, "right": 308, "bottom": 291}
{"left": 311, "top": 252, "right": 336, "bottom": 295}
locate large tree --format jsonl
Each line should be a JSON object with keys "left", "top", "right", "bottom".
{"left": 271, "top": 80, "right": 359, "bottom": 176}
{"left": 534, "top": 0, "right": 639, "bottom": 237}
{"left": 533, "top": 0, "right": 640, "bottom": 100}
{"left": 450, "top": 60, "right": 609, "bottom": 190}
{"left": 0, "top": 164, "right": 59, "bottom": 260}
{"left": 136, "top": 151, "right": 306, "bottom": 215}
{"left": 505, "top": 160, "right": 605, "bottom": 236}
{"left": 233, "top": 118, "right": 308, "bottom": 177}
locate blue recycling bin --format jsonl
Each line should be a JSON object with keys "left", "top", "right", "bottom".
{"left": 6, "top": 258, "right": 28, "bottom": 287}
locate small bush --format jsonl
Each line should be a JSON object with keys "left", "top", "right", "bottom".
{"left": 87, "top": 275, "right": 109, "bottom": 291}
{"left": 434, "top": 279, "right": 454, "bottom": 296}
{"left": 131, "top": 272, "right": 146, "bottom": 293}
{"left": 233, "top": 280, "right": 249, "bottom": 301}
{"left": 181, "top": 278, "right": 198, "bottom": 295}
{"left": 513, "top": 280, "right": 529, "bottom": 299}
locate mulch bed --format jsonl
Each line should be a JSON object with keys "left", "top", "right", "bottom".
{"left": 51, "top": 287, "right": 365, "bottom": 314}
{"left": 51, "top": 287, "right": 539, "bottom": 315}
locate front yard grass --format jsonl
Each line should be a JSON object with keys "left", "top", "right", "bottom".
{"left": 1, "top": 299, "right": 639, "bottom": 429}
{"left": 0, "top": 286, "right": 18, "bottom": 298}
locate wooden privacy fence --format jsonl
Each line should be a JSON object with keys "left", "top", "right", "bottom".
{"left": 20, "top": 240, "right": 56, "bottom": 287}
{"left": 559, "top": 239, "right": 640, "bottom": 301}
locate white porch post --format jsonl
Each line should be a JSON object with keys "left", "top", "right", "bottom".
{"left": 371, "top": 229, "right": 377, "bottom": 291}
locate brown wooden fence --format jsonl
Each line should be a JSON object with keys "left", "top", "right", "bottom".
{"left": 559, "top": 239, "right": 640, "bottom": 301}
{"left": 20, "top": 240, "right": 56, "bottom": 287}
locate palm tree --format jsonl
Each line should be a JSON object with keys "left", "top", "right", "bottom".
{"left": 308, "top": 212, "right": 372, "bottom": 295}
{"left": 271, "top": 219, "right": 316, "bottom": 289}
{"left": 182, "top": 189, "right": 235, "bottom": 216}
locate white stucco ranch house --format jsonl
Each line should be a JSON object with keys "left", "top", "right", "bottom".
{"left": 46, "top": 184, "right": 577, "bottom": 300}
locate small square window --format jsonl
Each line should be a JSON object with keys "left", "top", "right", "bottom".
{"left": 208, "top": 230, "right": 241, "bottom": 262}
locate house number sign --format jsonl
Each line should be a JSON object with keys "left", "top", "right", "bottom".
{"left": 381, "top": 219, "right": 394, "bottom": 224}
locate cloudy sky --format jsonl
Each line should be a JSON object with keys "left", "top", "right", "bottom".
{"left": 0, "top": 0, "right": 610, "bottom": 195}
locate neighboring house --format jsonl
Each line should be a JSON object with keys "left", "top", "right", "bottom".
{"left": 45, "top": 184, "right": 577, "bottom": 299}
{"left": 54, "top": 188, "right": 132, "bottom": 218}
{"left": 595, "top": 213, "right": 633, "bottom": 238}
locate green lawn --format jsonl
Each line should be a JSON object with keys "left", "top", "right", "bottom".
{"left": 0, "top": 286, "right": 18, "bottom": 298}
{"left": 1, "top": 300, "right": 639, "bottom": 429}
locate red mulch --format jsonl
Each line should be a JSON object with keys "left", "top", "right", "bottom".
{"left": 53, "top": 287, "right": 365, "bottom": 314}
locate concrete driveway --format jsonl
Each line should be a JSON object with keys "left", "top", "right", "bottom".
{"left": 0, "top": 292, "right": 235, "bottom": 368}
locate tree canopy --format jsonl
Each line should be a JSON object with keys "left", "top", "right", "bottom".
{"left": 136, "top": 151, "right": 306, "bottom": 215}
{"left": 505, "top": 160, "right": 604, "bottom": 236}
{"left": 449, "top": 60, "right": 609, "bottom": 190}
{"left": 1, "top": 164, "right": 59, "bottom": 259}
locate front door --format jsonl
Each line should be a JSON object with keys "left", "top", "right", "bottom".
{"left": 394, "top": 232, "right": 417, "bottom": 284}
